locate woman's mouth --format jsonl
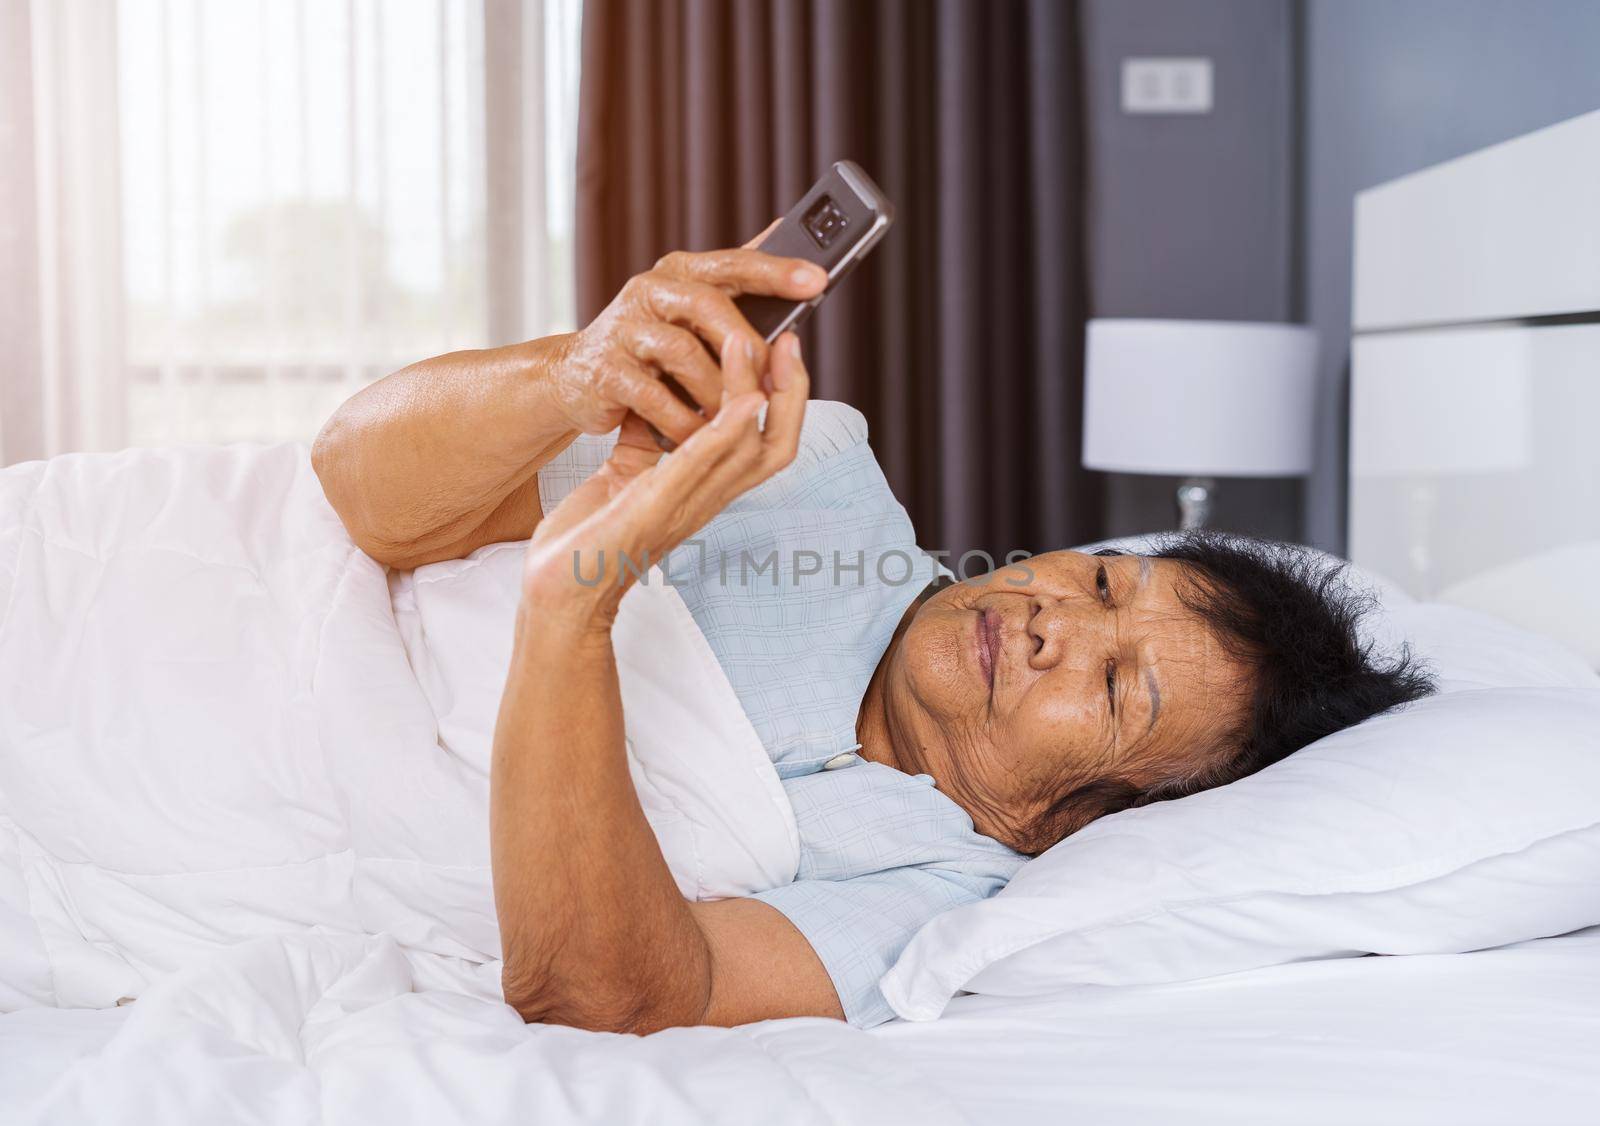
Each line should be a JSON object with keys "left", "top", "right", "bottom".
{"left": 975, "top": 608, "right": 1000, "bottom": 693}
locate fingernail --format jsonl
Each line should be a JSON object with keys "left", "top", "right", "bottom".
{"left": 744, "top": 336, "right": 759, "bottom": 364}
{"left": 774, "top": 334, "right": 801, "bottom": 390}
{"left": 771, "top": 353, "right": 790, "bottom": 391}
{"left": 792, "top": 264, "right": 825, "bottom": 289}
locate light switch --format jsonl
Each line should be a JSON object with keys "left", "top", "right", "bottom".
{"left": 1120, "top": 57, "right": 1213, "bottom": 114}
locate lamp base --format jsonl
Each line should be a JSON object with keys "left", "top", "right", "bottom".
{"left": 1176, "top": 477, "right": 1215, "bottom": 531}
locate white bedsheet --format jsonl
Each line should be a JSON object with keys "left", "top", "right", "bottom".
{"left": 879, "top": 925, "right": 1600, "bottom": 1124}
{"left": 4, "top": 924, "right": 1596, "bottom": 1124}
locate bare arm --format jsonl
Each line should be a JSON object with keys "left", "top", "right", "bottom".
{"left": 494, "top": 334, "right": 843, "bottom": 1032}
{"left": 312, "top": 243, "right": 825, "bottom": 570}
{"left": 310, "top": 337, "right": 578, "bottom": 570}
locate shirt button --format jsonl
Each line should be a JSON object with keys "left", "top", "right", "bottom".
{"left": 822, "top": 753, "right": 859, "bottom": 770}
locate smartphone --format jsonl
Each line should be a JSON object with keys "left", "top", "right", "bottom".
{"left": 735, "top": 159, "right": 896, "bottom": 343}
{"left": 647, "top": 161, "right": 894, "bottom": 448}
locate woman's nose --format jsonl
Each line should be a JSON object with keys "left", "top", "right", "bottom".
{"left": 1029, "top": 594, "right": 1110, "bottom": 671}
{"left": 1027, "top": 596, "right": 1065, "bottom": 669}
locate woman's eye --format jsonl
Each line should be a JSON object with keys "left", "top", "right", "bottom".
{"left": 1096, "top": 564, "right": 1111, "bottom": 604}
{"left": 1105, "top": 660, "right": 1118, "bottom": 712}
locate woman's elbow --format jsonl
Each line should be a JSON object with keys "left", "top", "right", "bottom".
{"left": 310, "top": 418, "right": 366, "bottom": 541}
{"left": 503, "top": 990, "right": 656, "bottom": 1036}
{"left": 502, "top": 966, "right": 702, "bottom": 1036}
{"left": 311, "top": 422, "right": 421, "bottom": 568}
{"left": 506, "top": 996, "right": 655, "bottom": 1037}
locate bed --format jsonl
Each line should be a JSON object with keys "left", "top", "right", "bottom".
{"left": 4, "top": 924, "right": 1598, "bottom": 1124}
{"left": 6, "top": 115, "right": 1600, "bottom": 1124}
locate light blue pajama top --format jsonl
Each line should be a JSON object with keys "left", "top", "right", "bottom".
{"left": 537, "top": 401, "right": 1026, "bottom": 1027}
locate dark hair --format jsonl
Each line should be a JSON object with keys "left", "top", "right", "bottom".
{"left": 1022, "top": 531, "right": 1435, "bottom": 854}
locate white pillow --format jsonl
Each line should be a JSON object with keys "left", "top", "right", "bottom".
{"left": 1374, "top": 601, "right": 1598, "bottom": 693}
{"left": 880, "top": 587, "right": 1600, "bottom": 1020}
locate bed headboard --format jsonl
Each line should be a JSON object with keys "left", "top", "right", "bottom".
{"left": 1348, "top": 108, "right": 1600, "bottom": 665}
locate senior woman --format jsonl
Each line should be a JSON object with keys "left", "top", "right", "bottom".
{"left": 313, "top": 242, "right": 1429, "bottom": 1035}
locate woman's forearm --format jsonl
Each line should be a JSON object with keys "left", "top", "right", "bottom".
{"left": 490, "top": 341, "right": 818, "bottom": 1032}
{"left": 312, "top": 335, "right": 579, "bottom": 569}
{"left": 312, "top": 247, "right": 826, "bottom": 571}
{"left": 490, "top": 601, "right": 713, "bottom": 1033}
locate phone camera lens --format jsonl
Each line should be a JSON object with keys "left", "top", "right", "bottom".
{"left": 802, "top": 195, "right": 848, "bottom": 250}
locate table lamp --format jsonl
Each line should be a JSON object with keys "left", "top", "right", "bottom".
{"left": 1082, "top": 318, "right": 1319, "bottom": 529}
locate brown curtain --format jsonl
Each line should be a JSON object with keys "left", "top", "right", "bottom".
{"left": 575, "top": 0, "right": 1099, "bottom": 561}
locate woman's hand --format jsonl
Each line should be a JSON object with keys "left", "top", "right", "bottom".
{"left": 520, "top": 330, "right": 810, "bottom": 626}
{"left": 491, "top": 325, "right": 840, "bottom": 1034}
{"left": 311, "top": 224, "right": 814, "bottom": 571}
{"left": 541, "top": 234, "right": 824, "bottom": 448}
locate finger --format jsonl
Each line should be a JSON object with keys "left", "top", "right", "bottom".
{"left": 688, "top": 391, "right": 767, "bottom": 475}
{"left": 653, "top": 247, "right": 826, "bottom": 300}
{"left": 601, "top": 359, "right": 705, "bottom": 446}
{"left": 596, "top": 416, "right": 665, "bottom": 489}
{"left": 742, "top": 218, "right": 781, "bottom": 249}
{"left": 624, "top": 321, "right": 722, "bottom": 414}
{"left": 720, "top": 332, "right": 761, "bottom": 401}
{"left": 615, "top": 411, "right": 664, "bottom": 458}
{"left": 619, "top": 392, "right": 766, "bottom": 538}
{"left": 759, "top": 332, "right": 809, "bottom": 474}
{"left": 639, "top": 276, "right": 769, "bottom": 372}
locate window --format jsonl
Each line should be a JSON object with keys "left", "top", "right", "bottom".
{"left": 7, "top": 0, "right": 581, "bottom": 457}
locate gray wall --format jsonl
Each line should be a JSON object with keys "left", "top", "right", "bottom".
{"left": 1084, "top": 0, "right": 1600, "bottom": 551}
{"left": 1082, "top": 0, "right": 1301, "bottom": 541}
{"left": 1302, "top": 0, "right": 1600, "bottom": 552}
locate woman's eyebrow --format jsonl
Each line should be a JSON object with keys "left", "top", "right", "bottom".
{"left": 1144, "top": 667, "right": 1162, "bottom": 736}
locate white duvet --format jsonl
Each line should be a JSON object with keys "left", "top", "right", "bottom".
{"left": 0, "top": 442, "right": 796, "bottom": 1016}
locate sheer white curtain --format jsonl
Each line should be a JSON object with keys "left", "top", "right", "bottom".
{"left": 0, "top": 0, "right": 581, "bottom": 464}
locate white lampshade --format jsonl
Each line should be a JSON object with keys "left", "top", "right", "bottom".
{"left": 1083, "top": 319, "right": 1319, "bottom": 477}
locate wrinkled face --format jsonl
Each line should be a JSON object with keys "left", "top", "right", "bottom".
{"left": 874, "top": 551, "right": 1253, "bottom": 853}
